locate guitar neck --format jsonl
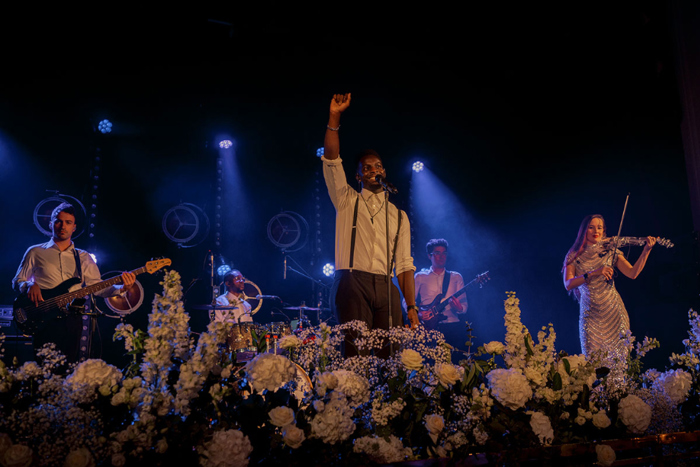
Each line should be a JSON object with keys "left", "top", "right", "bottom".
{"left": 63, "top": 266, "right": 146, "bottom": 302}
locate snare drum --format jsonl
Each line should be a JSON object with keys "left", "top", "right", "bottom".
{"left": 227, "top": 322, "right": 261, "bottom": 354}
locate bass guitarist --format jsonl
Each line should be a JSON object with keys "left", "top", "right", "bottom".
{"left": 12, "top": 203, "right": 135, "bottom": 363}
{"left": 414, "top": 238, "right": 468, "bottom": 346}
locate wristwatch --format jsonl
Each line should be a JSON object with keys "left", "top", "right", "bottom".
{"left": 583, "top": 272, "right": 589, "bottom": 281}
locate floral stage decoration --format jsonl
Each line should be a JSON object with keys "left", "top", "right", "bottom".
{"left": 2, "top": 272, "right": 700, "bottom": 466}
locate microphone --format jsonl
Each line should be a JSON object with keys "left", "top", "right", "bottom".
{"left": 256, "top": 295, "right": 282, "bottom": 301}
{"left": 375, "top": 175, "right": 398, "bottom": 194}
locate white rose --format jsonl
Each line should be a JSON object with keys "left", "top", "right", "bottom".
{"left": 155, "top": 439, "right": 168, "bottom": 454}
{"left": 592, "top": 411, "right": 611, "bottom": 429}
{"left": 434, "top": 363, "right": 460, "bottom": 388}
{"left": 2, "top": 444, "right": 33, "bottom": 467}
{"left": 618, "top": 394, "right": 652, "bottom": 434}
{"left": 269, "top": 406, "right": 295, "bottom": 427}
{"left": 596, "top": 444, "right": 616, "bottom": 466}
{"left": 0, "top": 433, "right": 11, "bottom": 457}
{"left": 64, "top": 448, "right": 95, "bottom": 467}
{"left": 282, "top": 425, "right": 305, "bottom": 449}
{"left": 424, "top": 414, "right": 445, "bottom": 436}
{"left": 110, "top": 453, "right": 126, "bottom": 467}
{"left": 575, "top": 416, "right": 586, "bottom": 425}
{"left": 313, "top": 400, "right": 325, "bottom": 412}
{"left": 279, "top": 335, "right": 301, "bottom": 350}
{"left": 400, "top": 349, "right": 424, "bottom": 371}
{"left": 484, "top": 341, "right": 505, "bottom": 355}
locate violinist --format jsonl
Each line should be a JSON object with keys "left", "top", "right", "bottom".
{"left": 562, "top": 214, "right": 656, "bottom": 363}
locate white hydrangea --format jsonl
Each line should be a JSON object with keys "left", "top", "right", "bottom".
{"left": 527, "top": 411, "right": 554, "bottom": 445}
{"left": 314, "top": 371, "right": 339, "bottom": 397}
{"left": 198, "top": 429, "right": 253, "bottom": 467}
{"left": 618, "top": 394, "right": 652, "bottom": 434}
{"left": 486, "top": 368, "right": 533, "bottom": 410}
{"left": 65, "top": 359, "right": 123, "bottom": 396}
{"left": 653, "top": 369, "right": 693, "bottom": 405}
{"left": 244, "top": 353, "right": 297, "bottom": 393}
{"left": 310, "top": 392, "right": 356, "bottom": 444}
{"left": 333, "top": 369, "right": 370, "bottom": 407}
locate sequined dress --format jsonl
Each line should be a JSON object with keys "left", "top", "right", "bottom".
{"left": 569, "top": 244, "right": 629, "bottom": 361}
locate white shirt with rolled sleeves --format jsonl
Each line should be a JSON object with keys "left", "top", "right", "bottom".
{"left": 12, "top": 239, "right": 125, "bottom": 297}
{"left": 321, "top": 155, "right": 415, "bottom": 276}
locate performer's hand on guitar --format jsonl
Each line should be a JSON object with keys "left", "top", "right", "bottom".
{"left": 121, "top": 272, "right": 136, "bottom": 290}
{"left": 330, "top": 93, "right": 351, "bottom": 115}
{"left": 449, "top": 296, "right": 463, "bottom": 313}
{"left": 28, "top": 284, "right": 44, "bottom": 306}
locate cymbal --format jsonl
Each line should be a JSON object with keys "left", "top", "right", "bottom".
{"left": 283, "top": 306, "right": 329, "bottom": 312}
{"left": 191, "top": 304, "right": 240, "bottom": 310}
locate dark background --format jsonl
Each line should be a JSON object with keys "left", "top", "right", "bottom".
{"left": 1, "top": 2, "right": 698, "bottom": 369}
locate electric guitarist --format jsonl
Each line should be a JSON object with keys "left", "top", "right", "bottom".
{"left": 413, "top": 239, "right": 467, "bottom": 345}
{"left": 12, "top": 203, "right": 136, "bottom": 363}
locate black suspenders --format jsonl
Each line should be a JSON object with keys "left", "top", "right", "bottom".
{"left": 348, "top": 194, "right": 402, "bottom": 274}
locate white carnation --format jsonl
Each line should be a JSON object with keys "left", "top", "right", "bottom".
{"left": 592, "top": 411, "right": 611, "bottom": 429}
{"left": 353, "top": 435, "right": 412, "bottom": 464}
{"left": 596, "top": 444, "right": 616, "bottom": 466}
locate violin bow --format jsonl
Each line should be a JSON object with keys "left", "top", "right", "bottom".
{"left": 607, "top": 192, "right": 630, "bottom": 283}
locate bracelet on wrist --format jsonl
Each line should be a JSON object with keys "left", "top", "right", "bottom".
{"left": 326, "top": 124, "right": 341, "bottom": 131}
{"left": 407, "top": 305, "right": 419, "bottom": 312}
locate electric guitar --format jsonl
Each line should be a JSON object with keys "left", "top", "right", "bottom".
{"left": 13, "top": 258, "right": 171, "bottom": 335}
{"left": 419, "top": 271, "right": 490, "bottom": 330}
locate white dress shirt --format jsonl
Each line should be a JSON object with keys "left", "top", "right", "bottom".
{"left": 214, "top": 292, "right": 253, "bottom": 324}
{"left": 322, "top": 156, "right": 414, "bottom": 276}
{"left": 414, "top": 267, "right": 468, "bottom": 322}
{"left": 12, "top": 239, "right": 123, "bottom": 297}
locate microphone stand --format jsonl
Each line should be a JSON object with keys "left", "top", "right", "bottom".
{"left": 384, "top": 188, "right": 393, "bottom": 356}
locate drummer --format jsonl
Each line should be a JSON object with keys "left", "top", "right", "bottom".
{"left": 214, "top": 270, "right": 253, "bottom": 324}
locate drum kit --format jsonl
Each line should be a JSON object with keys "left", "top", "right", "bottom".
{"left": 191, "top": 281, "right": 330, "bottom": 362}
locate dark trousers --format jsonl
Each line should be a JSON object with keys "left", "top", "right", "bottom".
{"left": 33, "top": 312, "right": 95, "bottom": 364}
{"left": 330, "top": 270, "right": 404, "bottom": 358}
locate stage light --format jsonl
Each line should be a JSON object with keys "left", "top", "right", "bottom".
{"left": 217, "top": 264, "right": 232, "bottom": 277}
{"left": 322, "top": 263, "right": 335, "bottom": 277}
{"left": 98, "top": 120, "right": 112, "bottom": 134}
{"left": 412, "top": 161, "right": 424, "bottom": 173}
{"left": 219, "top": 140, "right": 233, "bottom": 149}
{"left": 316, "top": 147, "right": 324, "bottom": 158}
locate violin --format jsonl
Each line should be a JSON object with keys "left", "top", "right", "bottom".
{"left": 599, "top": 236, "right": 674, "bottom": 250}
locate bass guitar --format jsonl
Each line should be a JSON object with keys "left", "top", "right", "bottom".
{"left": 419, "top": 271, "right": 490, "bottom": 330}
{"left": 13, "top": 258, "right": 171, "bottom": 335}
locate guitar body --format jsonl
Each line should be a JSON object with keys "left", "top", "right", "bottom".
{"left": 13, "top": 277, "right": 83, "bottom": 335}
{"left": 419, "top": 293, "right": 459, "bottom": 330}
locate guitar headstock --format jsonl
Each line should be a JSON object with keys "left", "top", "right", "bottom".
{"left": 476, "top": 271, "right": 490, "bottom": 286}
{"left": 657, "top": 237, "right": 674, "bottom": 248}
{"left": 146, "top": 258, "right": 172, "bottom": 274}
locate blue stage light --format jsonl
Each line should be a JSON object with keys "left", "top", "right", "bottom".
{"left": 217, "top": 264, "right": 232, "bottom": 277}
{"left": 316, "top": 147, "right": 324, "bottom": 158}
{"left": 322, "top": 263, "right": 335, "bottom": 277}
{"left": 98, "top": 120, "right": 112, "bottom": 134}
{"left": 412, "top": 161, "right": 424, "bottom": 173}
{"left": 219, "top": 140, "right": 233, "bottom": 149}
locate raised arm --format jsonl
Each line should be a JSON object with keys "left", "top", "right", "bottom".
{"left": 324, "top": 93, "right": 351, "bottom": 161}
{"left": 616, "top": 236, "right": 656, "bottom": 279}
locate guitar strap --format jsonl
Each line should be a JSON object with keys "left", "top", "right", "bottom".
{"left": 72, "top": 247, "right": 93, "bottom": 362}
{"left": 442, "top": 270, "right": 451, "bottom": 296}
